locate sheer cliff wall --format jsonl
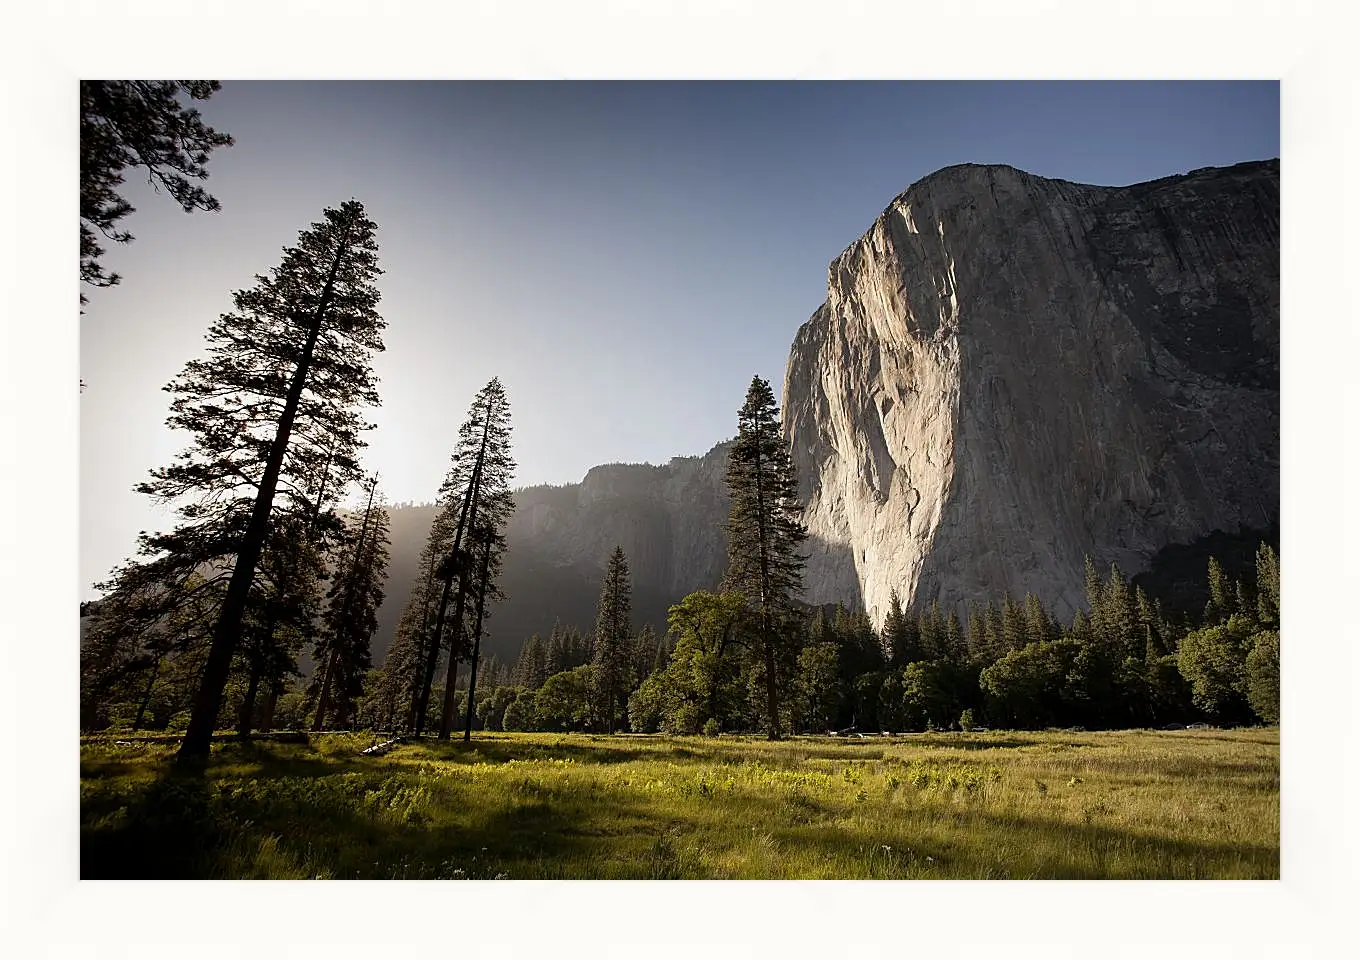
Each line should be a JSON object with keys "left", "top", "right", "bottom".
{"left": 784, "top": 160, "right": 1279, "bottom": 624}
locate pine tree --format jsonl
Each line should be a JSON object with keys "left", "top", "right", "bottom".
{"left": 966, "top": 604, "right": 988, "bottom": 663}
{"left": 723, "top": 376, "right": 808, "bottom": 739}
{"left": 985, "top": 602, "right": 1005, "bottom": 658}
{"left": 918, "top": 601, "right": 948, "bottom": 661}
{"left": 633, "top": 624, "right": 660, "bottom": 686}
{"left": 545, "top": 622, "right": 568, "bottom": 676}
{"left": 1023, "top": 593, "right": 1056, "bottom": 648}
{"left": 80, "top": 81, "right": 234, "bottom": 303}
{"left": 1133, "top": 585, "right": 1163, "bottom": 660}
{"left": 379, "top": 514, "right": 452, "bottom": 732}
{"left": 515, "top": 634, "right": 548, "bottom": 689}
{"left": 438, "top": 382, "right": 514, "bottom": 739}
{"left": 145, "top": 201, "right": 384, "bottom": 762}
{"left": 1205, "top": 556, "right": 1232, "bottom": 625}
{"left": 593, "top": 546, "right": 634, "bottom": 734}
{"left": 1083, "top": 556, "right": 1106, "bottom": 639}
{"left": 564, "top": 626, "right": 589, "bottom": 670}
{"left": 1255, "top": 543, "right": 1280, "bottom": 627}
{"left": 462, "top": 517, "right": 508, "bottom": 742}
{"left": 1097, "top": 563, "right": 1138, "bottom": 660}
{"left": 834, "top": 604, "right": 882, "bottom": 677}
{"left": 312, "top": 478, "right": 391, "bottom": 730}
{"left": 1001, "top": 594, "right": 1026, "bottom": 653}
{"left": 882, "top": 589, "right": 920, "bottom": 666}
{"left": 650, "top": 630, "right": 672, "bottom": 674}
{"left": 237, "top": 514, "right": 328, "bottom": 737}
{"left": 1234, "top": 579, "right": 1254, "bottom": 628}
{"left": 945, "top": 610, "right": 964, "bottom": 662}
{"left": 409, "top": 378, "right": 515, "bottom": 739}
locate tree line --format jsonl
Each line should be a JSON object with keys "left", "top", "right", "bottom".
{"left": 382, "top": 541, "right": 1278, "bottom": 738}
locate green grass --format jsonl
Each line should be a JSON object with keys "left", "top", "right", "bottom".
{"left": 80, "top": 728, "right": 1279, "bottom": 879}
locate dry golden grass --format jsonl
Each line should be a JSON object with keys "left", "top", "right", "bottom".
{"left": 80, "top": 727, "right": 1278, "bottom": 879}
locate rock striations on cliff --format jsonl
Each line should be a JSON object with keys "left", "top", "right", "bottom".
{"left": 375, "top": 443, "right": 733, "bottom": 664}
{"left": 784, "top": 159, "right": 1279, "bottom": 625}
{"left": 506, "top": 441, "right": 733, "bottom": 598}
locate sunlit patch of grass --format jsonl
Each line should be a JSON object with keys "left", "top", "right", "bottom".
{"left": 80, "top": 727, "right": 1278, "bottom": 879}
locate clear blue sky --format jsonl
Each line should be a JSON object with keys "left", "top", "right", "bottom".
{"left": 80, "top": 80, "right": 1279, "bottom": 596}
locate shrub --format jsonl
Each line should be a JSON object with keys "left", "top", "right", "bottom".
{"left": 501, "top": 690, "right": 539, "bottom": 732}
{"left": 900, "top": 660, "right": 958, "bottom": 732}
{"left": 702, "top": 718, "right": 721, "bottom": 738}
{"left": 979, "top": 641, "right": 1082, "bottom": 729}
{"left": 272, "top": 692, "right": 309, "bottom": 731}
{"left": 627, "top": 672, "right": 670, "bottom": 733}
{"left": 1244, "top": 629, "right": 1279, "bottom": 723}
{"left": 105, "top": 704, "right": 139, "bottom": 731}
{"left": 535, "top": 666, "right": 598, "bottom": 732}
{"left": 478, "top": 686, "right": 520, "bottom": 732}
{"left": 959, "top": 708, "right": 976, "bottom": 732}
{"left": 794, "top": 641, "right": 841, "bottom": 732}
{"left": 1177, "top": 619, "right": 1254, "bottom": 724}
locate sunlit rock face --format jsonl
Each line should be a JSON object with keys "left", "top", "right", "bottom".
{"left": 784, "top": 160, "right": 1279, "bottom": 625}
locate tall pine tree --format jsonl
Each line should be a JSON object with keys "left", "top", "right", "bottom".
{"left": 462, "top": 517, "right": 509, "bottom": 742}
{"left": 515, "top": 634, "right": 548, "bottom": 689}
{"left": 592, "top": 546, "right": 634, "bottom": 734}
{"left": 723, "top": 376, "right": 808, "bottom": 740}
{"left": 312, "top": 478, "right": 391, "bottom": 730}
{"left": 380, "top": 496, "right": 462, "bottom": 731}
{"left": 164, "top": 200, "right": 384, "bottom": 761}
{"left": 882, "top": 589, "right": 920, "bottom": 666}
{"left": 1255, "top": 543, "right": 1280, "bottom": 627}
{"left": 412, "top": 379, "right": 515, "bottom": 740}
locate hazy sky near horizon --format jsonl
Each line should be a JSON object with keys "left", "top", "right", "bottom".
{"left": 80, "top": 80, "right": 1279, "bottom": 596}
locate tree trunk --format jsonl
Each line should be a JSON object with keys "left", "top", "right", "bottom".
{"left": 415, "top": 410, "right": 490, "bottom": 734}
{"left": 434, "top": 406, "right": 495, "bottom": 740}
{"left": 236, "top": 654, "right": 263, "bottom": 738}
{"left": 438, "top": 577, "right": 474, "bottom": 739}
{"left": 405, "top": 551, "right": 439, "bottom": 732}
{"left": 315, "top": 478, "right": 375, "bottom": 733}
{"left": 751, "top": 419, "right": 781, "bottom": 740}
{"left": 132, "top": 657, "right": 163, "bottom": 731}
{"left": 259, "top": 680, "right": 280, "bottom": 732}
{"left": 311, "top": 650, "right": 340, "bottom": 731}
{"left": 414, "top": 565, "right": 456, "bottom": 735}
{"left": 461, "top": 535, "right": 494, "bottom": 743}
{"left": 178, "top": 212, "right": 357, "bottom": 765}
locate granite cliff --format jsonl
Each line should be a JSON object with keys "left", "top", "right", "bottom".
{"left": 373, "top": 159, "right": 1279, "bottom": 660}
{"left": 785, "top": 159, "right": 1279, "bottom": 624}
{"left": 375, "top": 443, "right": 733, "bottom": 664}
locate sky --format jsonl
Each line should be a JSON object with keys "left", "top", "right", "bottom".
{"left": 79, "top": 80, "right": 1280, "bottom": 597}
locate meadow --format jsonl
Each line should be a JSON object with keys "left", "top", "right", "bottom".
{"left": 79, "top": 728, "right": 1279, "bottom": 880}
